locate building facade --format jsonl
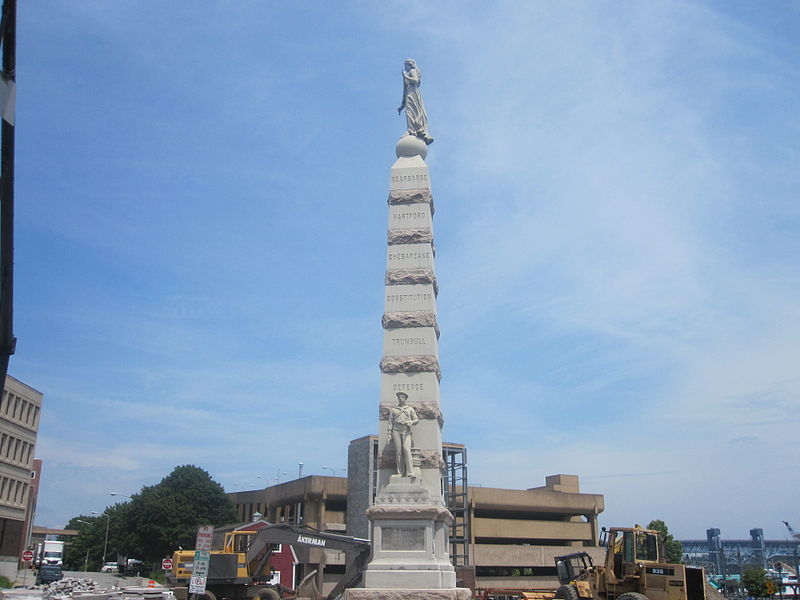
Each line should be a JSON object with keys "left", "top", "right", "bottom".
{"left": 0, "top": 376, "right": 43, "bottom": 578}
{"left": 467, "top": 474, "right": 605, "bottom": 589}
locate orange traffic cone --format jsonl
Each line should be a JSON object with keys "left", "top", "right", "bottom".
{"left": 148, "top": 580, "right": 155, "bottom": 588}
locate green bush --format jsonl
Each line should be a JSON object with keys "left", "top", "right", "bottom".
{"left": 0, "top": 575, "right": 13, "bottom": 588}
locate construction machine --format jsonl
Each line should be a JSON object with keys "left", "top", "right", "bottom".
{"left": 554, "top": 526, "right": 705, "bottom": 600}
{"left": 168, "top": 523, "right": 371, "bottom": 600}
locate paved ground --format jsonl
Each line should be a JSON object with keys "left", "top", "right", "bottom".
{"left": 1, "top": 590, "right": 42, "bottom": 600}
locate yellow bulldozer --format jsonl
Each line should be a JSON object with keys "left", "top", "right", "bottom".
{"left": 554, "top": 526, "right": 706, "bottom": 600}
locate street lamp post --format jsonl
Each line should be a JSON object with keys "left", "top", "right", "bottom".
{"left": 76, "top": 520, "right": 92, "bottom": 571}
{"left": 321, "top": 466, "right": 347, "bottom": 476}
{"left": 105, "top": 492, "right": 132, "bottom": 569}
{"left": 91, "top": 511, "right": 111, "bottom": 567}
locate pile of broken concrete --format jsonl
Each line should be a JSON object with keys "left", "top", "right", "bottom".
{"left": 43, "top": 578, "right": 103, "bottom": 599}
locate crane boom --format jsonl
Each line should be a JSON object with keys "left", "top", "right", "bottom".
{"left": 783, "top": 521, "right": 800, "bottom": 540}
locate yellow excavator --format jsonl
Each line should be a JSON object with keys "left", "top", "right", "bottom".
{"left": 167, "top": 524, "right": 371, "bottom": 600}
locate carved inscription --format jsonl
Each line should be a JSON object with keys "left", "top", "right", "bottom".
{"left": 391, "top": 173, "right": 428, "bottom": 184}
{"left": 383, "top": 328, "right": 438, "bottom": 358}
{"left": 388, "top": 249, "right": 432, "bottom": 261}
{"left": 391, "top": 210, "right": 428, "bottom": 221}
{"left": 382, "top": 527, "right": 425, "bottom": 551}
{"left": 392, "top": 381, "right": 424, "bottom": 391}
{"left": 385, "top": 291, "right": 434, "bottom": 304}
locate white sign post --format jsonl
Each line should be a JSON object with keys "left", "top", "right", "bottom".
{"left": 189, "top": 525, "right": 214, "bottom": 595}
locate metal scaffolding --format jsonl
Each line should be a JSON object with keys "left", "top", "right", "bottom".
{"left": 442, "top": 443, "right": 469, "bottom": 566}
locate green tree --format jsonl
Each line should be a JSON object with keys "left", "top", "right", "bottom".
{"left": 64, "top": 514, "right": 105, "bottom": 571}
{"left": 65, "top": 504, "right": 134, "bottom": 570}
{"left": 647, "top": 519, "right": 684, "bottom": 564}
{"left": 64, "top": 516, "right": 91, "bottom": 570}
{"left": 742, "top": 566, "right": 772, "bottom": 598}
{"left": 65, "top": 465, "right": 236, "bottom": 570}
{"left": 118, "top": 465, "right": 236, "bottom": 564}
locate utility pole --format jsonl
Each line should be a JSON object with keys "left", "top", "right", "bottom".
{"left": 0, "top": 0, "right": 17, "bottom": 386}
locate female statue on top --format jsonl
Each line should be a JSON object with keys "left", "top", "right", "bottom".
{"left": 397, "top": 59, "right": 433, "bottom": 145}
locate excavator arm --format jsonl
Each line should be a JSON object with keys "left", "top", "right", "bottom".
{"left": 245, "top": 524, "right": 371, "bottom": 600}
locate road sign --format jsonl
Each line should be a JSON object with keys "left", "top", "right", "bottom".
{"left": 161, "top": 558, "right": 173, "bottom": 571}
{"left": 21, "top": 550, "right": 33, "bottom": 562}
{"left": 189, "top": 525, "right": 214, "bottom": 595}
{"left": 195, "top": 525, "right": 214, "bottom": 551}
{"left": 189, "top": 551, "right": 210, "bottom": 593}
{"left": 189, "top": 576, "right": 207, "bottom": 594}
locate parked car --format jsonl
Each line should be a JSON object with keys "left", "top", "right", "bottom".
{"left": 36, "top": 564, "right": 63, "bottom": 585}
{"left": 101, "top": 561, "right": 119, "bottom": 572}
{"left": 121, "top": 558, "right": 148, "bottom": 576}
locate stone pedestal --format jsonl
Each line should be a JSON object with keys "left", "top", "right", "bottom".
{"left": 363, "top": 502, "right": 455, "bottom": 589}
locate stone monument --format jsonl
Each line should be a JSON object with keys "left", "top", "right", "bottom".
{"left": 346, "top": 60, "right": 469, "bottom": 600}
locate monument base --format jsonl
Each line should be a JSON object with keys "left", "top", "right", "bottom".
{"left": 345, "top": 588, "right": 472, "bottom": 600}
{"left": 363, "top": 503, "right": 455, "bottom": 589}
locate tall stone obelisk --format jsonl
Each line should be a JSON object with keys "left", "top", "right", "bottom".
{"left": 349, "top": 60, "right": 468, "bottom": 600}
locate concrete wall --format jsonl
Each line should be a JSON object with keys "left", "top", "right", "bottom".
{"left": 0, "top": 558, "right": 17, "bottom": 581}
{"left": 472, "top": 518, "right": 593, "bottom": 542}
{"left": 469, "top": 485, "right": 604, "bottom": 517}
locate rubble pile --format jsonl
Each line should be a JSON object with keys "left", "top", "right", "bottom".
{"left": 43, "top": 578, "right": 102, "bottom": 599}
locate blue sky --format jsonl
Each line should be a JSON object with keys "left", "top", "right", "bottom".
{"left": 13, "top": 2, "right": 799, "bottom": 540}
